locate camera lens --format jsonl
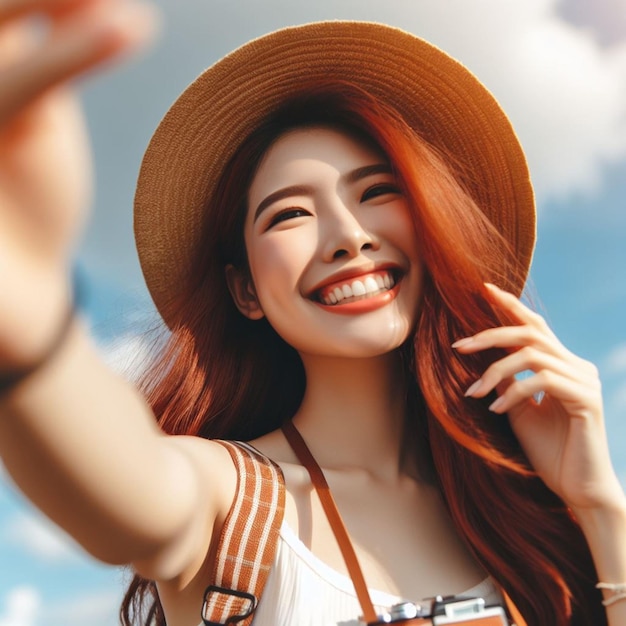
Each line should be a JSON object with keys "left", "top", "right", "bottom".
{"left": 388, "top": 602, "right": 419, "bottom": 620}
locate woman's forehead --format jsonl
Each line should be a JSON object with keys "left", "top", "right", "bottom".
{"left": 248, "top": 126, "right": 387, "bottom": 197}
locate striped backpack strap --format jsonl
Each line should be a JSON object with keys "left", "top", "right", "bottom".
{"left": 201, "top": 441, "right": 285, "bottom": 626}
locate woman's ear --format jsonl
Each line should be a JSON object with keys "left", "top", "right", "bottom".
{"left": 225, "top": 264, "right": 264, "bottom": 320}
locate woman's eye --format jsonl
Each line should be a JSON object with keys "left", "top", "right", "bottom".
{"left": 361, "top": 183, "right": 401, "bottom": 202}
{"left": 267, "top": 208, "right": 309, "bottom": 228}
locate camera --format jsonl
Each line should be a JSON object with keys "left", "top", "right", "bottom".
{"left": 364, "top": 595, "right": 510, "bottom": 625}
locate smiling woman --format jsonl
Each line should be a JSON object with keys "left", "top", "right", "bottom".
{"left": 232, "top": 123, "right": 422, "bottom": 356}
{"left": 1, "top": 7, "right": 625, "bottom": 626}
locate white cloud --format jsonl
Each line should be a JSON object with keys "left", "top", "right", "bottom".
{"left": 47, "top": 588, "right": 122, "bottom": 626}
{"left": 0, "top": 587, "right": 40, "bottom": 626}
{"left": 605, "top": 342, "right": 626, "bottom": 375}
{"left": 0, "top": 585, "right": 123, "bottom": 626}
{"left": 373, "top": 0, "right": 626, "bottom": 200}
{"left": 610, "top": 380, "right": 626, "bottom": 411}
{"left": 502, "top": 17, "right": 625, "bottom": 198}
{"left": 3, "top": 511, "right": 85, "bottom": 563}
{"left": 411, "top": 0, "right": 626, "bottom": 202}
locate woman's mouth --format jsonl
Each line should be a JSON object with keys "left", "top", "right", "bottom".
{"left": 314, "top": 270, "right": 398, "bottom": 306}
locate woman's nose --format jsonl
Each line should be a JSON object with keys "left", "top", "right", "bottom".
{"left": 321, "top": 200, "right": 379, "bottom": 261}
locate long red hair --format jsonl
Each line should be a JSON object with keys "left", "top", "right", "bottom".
{"left": 121, "top": 81, "right": 604, "bottom": 625}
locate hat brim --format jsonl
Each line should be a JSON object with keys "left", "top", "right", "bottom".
{"left": 134, "top": 21, "right": 535, "bottom": 325}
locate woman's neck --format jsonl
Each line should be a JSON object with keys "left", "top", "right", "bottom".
{"left": 292, "top": 351, "right": 408, "bottom": 479}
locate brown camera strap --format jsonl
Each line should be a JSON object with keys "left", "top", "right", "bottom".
{"left": 202, "top": 440, "right": 285, "bottom": 626}
{"left": 281, "top": 419, "right": 381, "bottom": 624}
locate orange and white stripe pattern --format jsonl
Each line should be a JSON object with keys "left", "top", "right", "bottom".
{"left": 202, "top": 441, "right": 285, "bottom": 626}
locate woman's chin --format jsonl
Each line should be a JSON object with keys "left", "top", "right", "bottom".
{"left": 294, "top": 325, "right": 411, "bottom": 360}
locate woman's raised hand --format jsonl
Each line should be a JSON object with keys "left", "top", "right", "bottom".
{"left": 453, "top": 283, "right": 623, "bottom": 515}
{"left": 0, "top": 0, "right": 158, "bottom": 372}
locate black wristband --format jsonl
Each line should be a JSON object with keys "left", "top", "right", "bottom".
{"left": 0, "top": 269, "right": 83, "bottom": 396}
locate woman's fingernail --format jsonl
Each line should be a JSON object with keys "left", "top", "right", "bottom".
{"left": 465, "top": 379, "right": 482, "bottom": 397}
{"left": 489, "top": 396, "right": 505, "bottom": 412}
{"left": 452, "top": 337, "right": 473, "bottom": 349}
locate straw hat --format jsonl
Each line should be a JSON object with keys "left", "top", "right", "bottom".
{"left": 134, "top": 21, "right": 535, "bottom": 326}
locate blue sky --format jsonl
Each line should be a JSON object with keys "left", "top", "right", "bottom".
{"left": 1, "top": 1, "right": 625, "bottom": 624}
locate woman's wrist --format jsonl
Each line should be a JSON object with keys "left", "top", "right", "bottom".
{"left": 573, "top": 494, "right": 626, "bottom": 592}
{"left": 0, "top": 306, "right": 77, "bottom": 396}
{"left": 0, "top": 268, "right": 84, "bottom": 397}
{"left": 572, "top": 488, "right": 626, "bottom": 531}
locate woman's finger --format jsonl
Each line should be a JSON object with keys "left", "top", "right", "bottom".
{"left": 0, "top": 1, "right": 158, "bottom": 121}
{"left": 463, "top": 345, "right": 590, "bottom": 399}
{"left": 452, "top": 284, "right": 570, "bottom": 358}
{"left": 484, "top": 282, "right": 552, "bottom": 327}
{"left": 452, "top": 323, "right": 562, "bottom": 355}
{"left": 487, "top": 369, "right": 601, "bottom": 415}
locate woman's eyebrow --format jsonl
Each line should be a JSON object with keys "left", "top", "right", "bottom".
{"left": 254, "top": 184, "right": 313, "bottom": 222}
{"left": 345, "top": 163, "right": 392, "bottom": 184}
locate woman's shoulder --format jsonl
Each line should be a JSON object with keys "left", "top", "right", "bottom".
{"left": 246, "top": 428, "right": 294, "bottom": 462}
{"left": 174, "top": 431, "right": 303, "bottom": 503}
{"left": 165, "top": 435, "right": 240, "bottom": 512}
{"left": 246, "top": 429, "right": 315, "bottom": 492}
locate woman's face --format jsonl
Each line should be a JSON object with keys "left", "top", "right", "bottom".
{"left": 229, "top": 126, "right": 423, "bottom": 359}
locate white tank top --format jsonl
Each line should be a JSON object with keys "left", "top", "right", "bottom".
{"left": 201, "top": 520, "right": 502, "bottom": 626}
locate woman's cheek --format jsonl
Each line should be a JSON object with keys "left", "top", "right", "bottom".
{"left": 250, "top": 236, "right": 311, "bottom": 305}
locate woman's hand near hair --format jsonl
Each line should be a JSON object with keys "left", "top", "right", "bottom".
{"left": 0, "top": 0, "right": 234, "bottom": 591}
{"left": 454, "top": 283, "right": 626, "bottom": 623}
{"left": 0, "top": 0, "right": 156, "bottom": 368}
{"left": 454, "top": 283, "right": 617, "bottom": 509}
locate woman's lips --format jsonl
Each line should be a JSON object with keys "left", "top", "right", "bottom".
{"left": 315, "top": 269, "right": 396, "bottom": 305}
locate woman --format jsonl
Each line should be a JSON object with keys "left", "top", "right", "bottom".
{"left": 1, "top": 2, "right": 625, "bottom": 625}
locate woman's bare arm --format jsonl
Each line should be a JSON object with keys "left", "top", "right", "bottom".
{"left": 0, "top": 325, "right": 238, "bottom": 581}
{"left": 0, "top": 0, "right": 233, "bottom": 583}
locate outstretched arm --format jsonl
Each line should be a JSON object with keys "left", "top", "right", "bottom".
{"left": 454, "top": 283, "right": 626, "bottom": 624}
{"left": 0, "top": 0, "right": 231, "bottom": 583}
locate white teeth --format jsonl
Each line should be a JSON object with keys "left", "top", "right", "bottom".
{"left": 352, "top": 280, "right": 366, "bottom": 296}
{"left": 320, "top": 271, "right": 397, "bottom": 305}
{"left": 364, "top": 276, "right": 379, "bottom": 292}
